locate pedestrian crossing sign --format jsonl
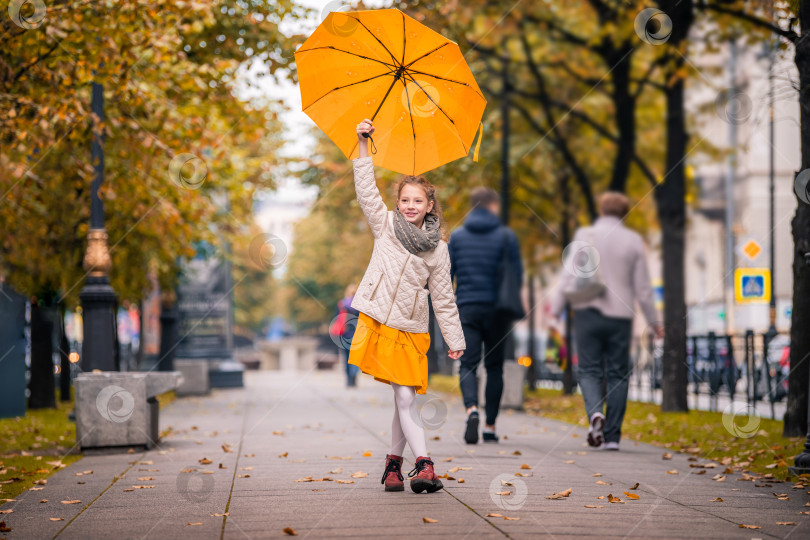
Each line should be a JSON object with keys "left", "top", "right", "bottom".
{"left": 734, "top": 268, "right": 771, "bottom": 304}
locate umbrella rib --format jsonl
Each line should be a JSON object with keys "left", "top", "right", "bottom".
{"left": 353, "top": 17, "right": 401, "bottom": 67}
{"left": 403, "top": 43, "right": 449, "bottom": 69}
{"left": 401, "top": 10, "right": 406, "bottom": 66}
{"left": 403, "top": 73, "right": 469, "bottom": 156}
{"left": 401, "top": 79, "right": 417, "bottom": 175}
{"left": 404, "top": 68, "right": 487, "bottom": 101}
{"left": 296, "top": 46, "right": 397, "bottom": 69}
{"left": 301, "top": 71, "right": 398, "bottom": 112}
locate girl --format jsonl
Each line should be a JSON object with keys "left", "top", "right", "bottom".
{"left": 348, "top": 118, "right": 466, "bottom": 494}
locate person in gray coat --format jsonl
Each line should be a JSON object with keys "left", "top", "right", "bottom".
{"left": 551, "top": 192, "right": 663, "bottom": 451}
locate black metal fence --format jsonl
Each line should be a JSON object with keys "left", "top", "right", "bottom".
{"left": 632, "top": 330, "right": 790, "bottom": 419}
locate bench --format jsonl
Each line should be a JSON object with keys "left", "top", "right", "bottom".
{"left": 75, "top": 371, "right": 182, "bottom": 450}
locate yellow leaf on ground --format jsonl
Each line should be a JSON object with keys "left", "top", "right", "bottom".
{"left": 49, "top": 517, "right": 64, "bottom": 521}
{"left": 662, "top": 453, "right": 673, "bottom": 460}
{"left": 596, "top": 481, "right": 610, "bottom": 485}
{"left": 504, "top": 516, "right": 520, "bottom": 520}
{"left": 624, "top": 492, "right": 639, "bottom": 500}
{"left": 739, "top": 524, "right": 761, "bottom": 529}
{"left": 666, "top": 470, "right": 678, "bottom": 475}
{"left": 61, "top": 500, "right": 81, "bottom": 504}
{"left": 448, "top": 467, "right": 460, "bottom": 473}
{"left": 350, "top": 471, "right": 368, "bottom": 478}
{"left": 520, "top": 464, "right": 532, "bottom": 469}
{"left": 442, "top": 457, "right": 454, "bottom": 462}
{"left": 210, "top": 513, "right": 229, "bottom": 517}
{"left": 362, "top": 452, "right": 372, "bottom": 457}
{"left": 584, "top": 505, "right": 603, "bottom": 508}
{"left": 486, "top": 513, "right": 503, "bottom": 517}
{"left": 458, "top": 478, "right": 465, "bottom": 483}
{"left": 545, "top": 488, "right": 572, "bottom": 500}
{"left": 199, "top": 458, "right": 212, "bottom": 465}
{"left": 187, "top": 522, "right": 202, "bottom": 526}
{"left": 711, "top": 498, "right": 724, "bottom": 502}
{"left": 422, "top": 517, "right": 438, "bottom": 523}
{"left": 496, "top": 491, "right": 511, "bottom": 496}
{"left": 283, "top": 526, "right": 298, "bottom": 535}
{"left": 776, "top": 522, "right": 797, "bottom": 525}
{"left": 337, "top": 479, "right": 354, "bottom": 484}
{"left": 629, "top": 483, "right": 639, "bottom": 490}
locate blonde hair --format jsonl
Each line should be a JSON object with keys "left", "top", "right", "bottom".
{"left": 396, "top": 175, "right": 447, "bottom": 241}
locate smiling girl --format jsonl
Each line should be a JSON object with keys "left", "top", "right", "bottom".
{"left": 347, "top": 118, "right": 466, "bottom": 494}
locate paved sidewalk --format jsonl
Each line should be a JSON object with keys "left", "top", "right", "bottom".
{"left": 3, "top": 370, "right": 809, "bottom": 539}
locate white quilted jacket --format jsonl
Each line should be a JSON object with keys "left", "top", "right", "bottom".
{"left": 349, "top": 157, "right": 466, "bottom": 352}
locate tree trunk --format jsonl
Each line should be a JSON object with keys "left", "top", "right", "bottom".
{"left": 28, "top": 302, "right": 56, "bottom": 409}
{"left": 784, "top": 3, "right": 810, "bottom": 436}
{"left": 608, "top": 47, "right": 636, "bottom": 193}
{"left": 657, "top": 69, "right": 690, "bottom": 413}
{"left": 59, "top": 303, "right": 71, "bottom": 401}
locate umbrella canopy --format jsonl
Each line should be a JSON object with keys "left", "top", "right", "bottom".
{"left": 295, "top": 8, "right": 486, "bottom": 176}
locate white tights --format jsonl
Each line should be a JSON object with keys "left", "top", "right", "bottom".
{"left": 390, "top": 382, "right": 427, "bottom": 458}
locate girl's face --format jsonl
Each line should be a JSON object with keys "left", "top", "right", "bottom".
{"left": 398, "top": 184, "right": 434, "bottom": 228}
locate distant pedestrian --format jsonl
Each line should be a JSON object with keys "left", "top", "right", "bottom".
{"left": 331, "top": 283, "right": 360, "bottom": 388}
{"left": 347, "top": 119, "right": 466, "bottom": 494}
{"left": 551, "top": 191, "right": 662, "bottom": 451}
{"left": 449, "top": 187, "right": 523, "bottom": 444}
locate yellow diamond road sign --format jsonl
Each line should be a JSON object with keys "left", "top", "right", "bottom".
{"left": 742, "top": 239, "right": 761, "bottom": 261}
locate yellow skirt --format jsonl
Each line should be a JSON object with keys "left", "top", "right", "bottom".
{"left": 348, "top": 312, "right": 431, "bottom": 394}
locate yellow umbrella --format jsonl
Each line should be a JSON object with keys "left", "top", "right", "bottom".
{"left": 295, "top": 8, "right": 486, "bottom": 176}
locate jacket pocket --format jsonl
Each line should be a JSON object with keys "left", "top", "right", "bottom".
{"left": 362, "top": 269, "right": 384, "bottom": 301}
{"left": 410, "top": 288, "right": 428, "bottom": 321}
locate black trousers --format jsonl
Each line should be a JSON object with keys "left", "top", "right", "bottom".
{"left": 458, "top": 302, "right": 510, "bottom": 426}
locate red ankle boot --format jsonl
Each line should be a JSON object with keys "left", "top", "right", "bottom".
{"left": 381, "top": 454, "right": 404, "bottom": 492}
{"left": 408, "top": 456, "right": 443, "bottom": 493}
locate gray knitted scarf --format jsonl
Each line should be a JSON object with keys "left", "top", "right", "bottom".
{"left": 393, "top": 206, "right": 441, "bottom": 254}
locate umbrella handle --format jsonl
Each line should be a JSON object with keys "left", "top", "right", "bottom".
{"left": 361, "top": 132, "right": 377, "bottom": 155}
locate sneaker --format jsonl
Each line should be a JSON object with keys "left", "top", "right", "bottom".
{"left": 464, "top": 410, "right": 479, "bottom": 444}
{"left": 408, "top": 456, "right": 443, "bottom": 493}
{"left": 603, "top": 441, "right": 620, "bottom": 451}
{"left": 380, "top": 454, "right": 405, "bottom": 491}
{"left": 482, "top": 428, "right": 499, "bottom": 443}
{"left": 587, "top": 412, "right": 605, "bottom": 448}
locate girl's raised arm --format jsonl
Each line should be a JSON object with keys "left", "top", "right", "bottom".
{"left": 352, "top": 119, "right": 388, "bottom": 239}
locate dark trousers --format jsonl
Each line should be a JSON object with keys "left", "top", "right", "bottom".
{"left": 458, "top": 303, "right": 510, "bottom": 426}
{"left": 573, "top": 308, "right": 633, "bottom": 443}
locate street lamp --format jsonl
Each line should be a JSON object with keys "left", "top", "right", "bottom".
{"left": 79, "top": 81, "right": 118, "bottom": 372}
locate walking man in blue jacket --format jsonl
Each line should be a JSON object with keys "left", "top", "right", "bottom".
{"left": 449, "top": 187, "right": 523, "bottom": 444}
